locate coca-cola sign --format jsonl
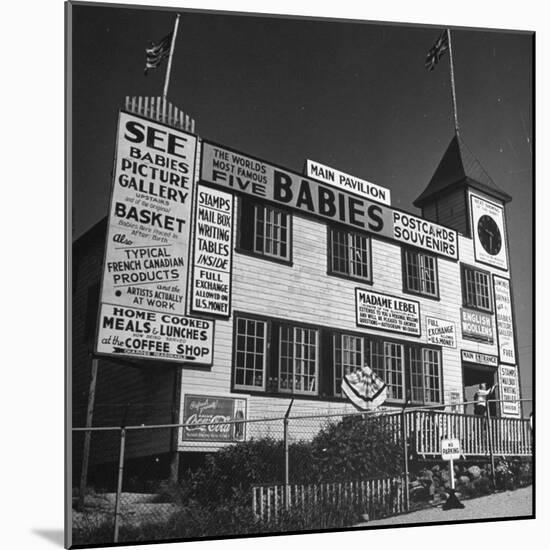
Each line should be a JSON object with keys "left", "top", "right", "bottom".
{"left": 182, "top": 395, "right": 247, "bottom": 442}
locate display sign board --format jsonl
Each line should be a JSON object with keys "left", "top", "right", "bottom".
{"left": 356, "top": 289, "right": 421, "bottom": 336}
{"left": 190, "top": 186, "right": 234, "bottom": 317}
{"left": 305, "top": 159, "right": 391, "bottom": 205}
{"left": 461, "top": 349, "right": 498, "bottom": 368}
{"left": 499, "top": 365, "right": 521, "bottom": 418}
{"left": 96, "top": 304, "right": 214, "bottom": 364}
{"left": 201, "top": 142, "right": 458, "bottom": 260}
{"left": 460, "top": 308, "right": 494, "bottom": 343}
{"left": 100, "top": 111, "right": 197, "bottom": 314}
{"left": 426, "top": 316, "right": 456, "bottom": 348}
{"left": 441, "top": 438, "right": 461, "bottom": 461}
{"left": 493, "top": 275, "right": 516, "bottom": 364}
{"left": 181, "top": 394, "right": 247, "bottom": 442}
{"left": 470, "top": 193, "right": 508, "bottom": 271}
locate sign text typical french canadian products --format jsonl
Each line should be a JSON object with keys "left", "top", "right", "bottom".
{"left": 356, "top": 289, "right": 421, "bottom": 336}
{"left": 100, "top": 111, "right": 197, "bottom": 314}
{"left": 191, "top": 186, "right": 234, "bottom": 317}
{"left": 306, "top": 159, "right": 391, "bottom": 205}
{"left": 493, "top": 275, "right": 516, "bottom": 364}
{"left": 499, "top": 365, "right": 521, "bottom": 418}
{"left": 201, "top": 142, "right": 457, "bottom": 260}
{"left": 96, "top": 304, "right": 214, "bottom": 364}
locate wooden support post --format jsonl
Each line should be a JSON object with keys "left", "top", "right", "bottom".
{"left": 169, "top": 366, "right": 183, "bottom": 482}
{"left": 113, "top": 427, "right": 127, "bottom": 543}
{"left": 78, "top": 357, "right": 98, "bottom": 511}
{"left": 486, "top": 404, "right": 496, "bottom": 488}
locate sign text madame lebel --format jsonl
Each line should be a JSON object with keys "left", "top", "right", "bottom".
{"left": 201, "top": 142, "right": 458, "bottom": 260}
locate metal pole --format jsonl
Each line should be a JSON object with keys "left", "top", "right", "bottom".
{"left": 401, "top": 400, "right": 410, "bottom": 511}
{"left": 449, "top": 457, "right": 455, "bottom": 490}
{"left": 169, "top": 366, "right": 182, "bottom": 482}
{"left": 78, "top": 357, "right": 98, "bottom": 511}
{"left": 163, "top": 14, "right": 180, "bottom": 102}
{"left": 446, "top": 29, "right": 460, "bottom": 136}
{"left": 485, "top": 403, "right": 496, "bottom": 488}
{"left": 283, "top": 399, "right": 294, "bottom": 510}
{"left": 113, "top": 427, "right": 127, "bottom": 543}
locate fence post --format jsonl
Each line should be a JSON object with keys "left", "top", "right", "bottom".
{"left": 113, "top": 427, "right": 127, "bottom": 543}
{"left": 485, "top": 403, "right": 496, "bottom": 488}
{"left": 401, "top": 396, "right": 410, "bottom": 511}
{"left": 283, "top": 399, "right": 294, "bottom": 511}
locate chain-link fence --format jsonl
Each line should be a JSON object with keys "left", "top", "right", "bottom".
{"left": 70, "top": 400, "right": 532, "bottom": 546}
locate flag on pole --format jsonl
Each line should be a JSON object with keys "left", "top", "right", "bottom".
{"left": 425, "top": 30, "right": 449, "bottom": 71}
{"left": 341, "top": 365, "right": 387, "bottom": 411}
{"left": 144, "top": 32, "right": 173, "bottom": 75}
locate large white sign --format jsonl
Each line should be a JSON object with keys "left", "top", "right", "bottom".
{"left": 471, "top": 193, "right": 508, "bottom": 271}
{"left": 306, "top": 159, "right": 391, "bottom": 205}
{"left": 100, "top": 111, "right": 197, "bottom": 314}
{"left": 426, "top": 316, "right": 456, "bottom": 348}
{"left": 96, "top": 304, "right": 214, "bottom": 364}
{"left": 499, "top": 365, "right": 521, "bottom": 418}
{"left": 460, "top": 308, "right": 494, "bottom": 344}
{"left": 201, "top": 142, "right": 458, "bottom": 260}
{"left": 356, "top": 289, "right": 421, "bottom": 336}
{"left": 493, "top": 275, "right": 516, "bottom": 364}
{"left": 190, "top": 186, "right": 234, "bottom": 317}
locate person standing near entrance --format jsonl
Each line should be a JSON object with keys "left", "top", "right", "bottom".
{"left": 474, "top": 383, "right": 495, "bottom": 416}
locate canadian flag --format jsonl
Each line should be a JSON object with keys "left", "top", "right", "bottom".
{"left": 342, "top": 364, "right": 387, "bottom": 411}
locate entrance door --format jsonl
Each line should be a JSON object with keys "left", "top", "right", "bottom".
{"left": 462, "top": 364, "right": 498, "bottom": 416}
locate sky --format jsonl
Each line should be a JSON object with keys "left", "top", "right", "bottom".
{"left": 70, "top": 2, "right": 533, "bottom": 411}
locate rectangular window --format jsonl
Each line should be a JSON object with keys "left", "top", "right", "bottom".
{"left": 403, "top": 249, "right": 438, "bottom": 298}
{"left": 328, "top": 227, "right": 371, "bottom": 282}
{"left": 462, "top": 265, "right": 491, "bottom": 311}
{"left": 238, "top": 198, "right": 291, "bottom": 262}
{"left": 367, "top": 339, "right": 442, "bottom": 405}
{"left": 279, "top": 325, "right": 318, "bottom": 395}
{"left": 333, "top": 333, "right": 364, "bottom": 396}
{"left": 234, "top": 317, "right": 266, "bottom": 391}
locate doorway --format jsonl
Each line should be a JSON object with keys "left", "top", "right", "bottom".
{"left": 462, "top": 363, "right": 498, "bottom": 416}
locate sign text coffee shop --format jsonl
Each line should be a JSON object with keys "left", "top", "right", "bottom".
{"left": 72, "top": 99, "right": 522, "bottom": 468}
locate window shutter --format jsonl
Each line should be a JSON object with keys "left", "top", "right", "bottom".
{"left": 319, "top": 329, "right": 334, "bottom": 397}
{"left": 239, "top": 197, "right": 255, "bottom": 251}
{"left": 268, "top": 322, "right": 280, "bottom": 392}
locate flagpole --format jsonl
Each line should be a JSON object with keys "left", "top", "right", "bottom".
{"left": 446, "top": 29, "right": 460, "bottom": 137}
{"left": 163, "top": 14, "right": 180, "bottom": 102}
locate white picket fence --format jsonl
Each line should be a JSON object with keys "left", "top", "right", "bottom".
{"left": 252, "top": 477, "right": 405, "bottom": 523}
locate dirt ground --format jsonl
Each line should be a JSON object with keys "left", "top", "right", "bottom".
{"left": 355, "top": 486, "right": 533, "bottom": 527}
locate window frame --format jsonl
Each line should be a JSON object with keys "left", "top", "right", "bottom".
{"left": 401, "top": 247, "right": 440, "bottom": 300}
{"left": 278, "top": 323, "right": 319, "bottom": 396}
{"left": 327, "top": 225, "right": 373, "bottom": 284}
{"left": 461, "top": 263, "right": 493, "bottom": 313}
{"left": 233, "top": 315, "right": 268, "bottom": 392}
{"left": 333, "top": 331, "right": 365, "bottom": 397}
{"left": 237, "top": 197, "right": 293, "bottom": 265}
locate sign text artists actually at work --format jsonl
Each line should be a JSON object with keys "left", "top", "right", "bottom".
{"left": 201, "top": 142, "right": 458, "bottom": 260}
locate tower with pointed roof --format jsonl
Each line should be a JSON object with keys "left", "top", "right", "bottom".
{"left": 414, "top": 134, "right": 511, "bottom": 237}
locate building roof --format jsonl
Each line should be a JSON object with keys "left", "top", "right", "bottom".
{"left": 413, "top": 134, "right": 512, "bottom": 207}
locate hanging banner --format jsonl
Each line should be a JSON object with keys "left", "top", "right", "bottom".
{"left": 493, "top": 275, "right": 517, "bottom": 364}
{"left": 100, "top": 111, "right": 197, "bottom": 315}
{"left": 426, "top": 316, "right": 456, "bottom": 348}
{"left": 190, "top": 186, "right": 234, "bottom": 317}
{"left": 181, "top": 394, "right": 247, "bottom": 443}
{"left": 96, "top": 304, "right": 214, "bottom": 365}
{"left": 305, "top": 159, "right": 391, "bottom": 205}
{"left": 355, "top": 289, "right": 421, "bottom": 336}
{"left": 499, "top": 365, "right": 521, "bottom": 418}
{"left": 201, "top": 142, "right": 458, "bottom": 260}
{"left": 460, "top": 308, "right": 494, "bottom": 343}
{"left": 470, "top": 193, "right": 508, "bottom": 271}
